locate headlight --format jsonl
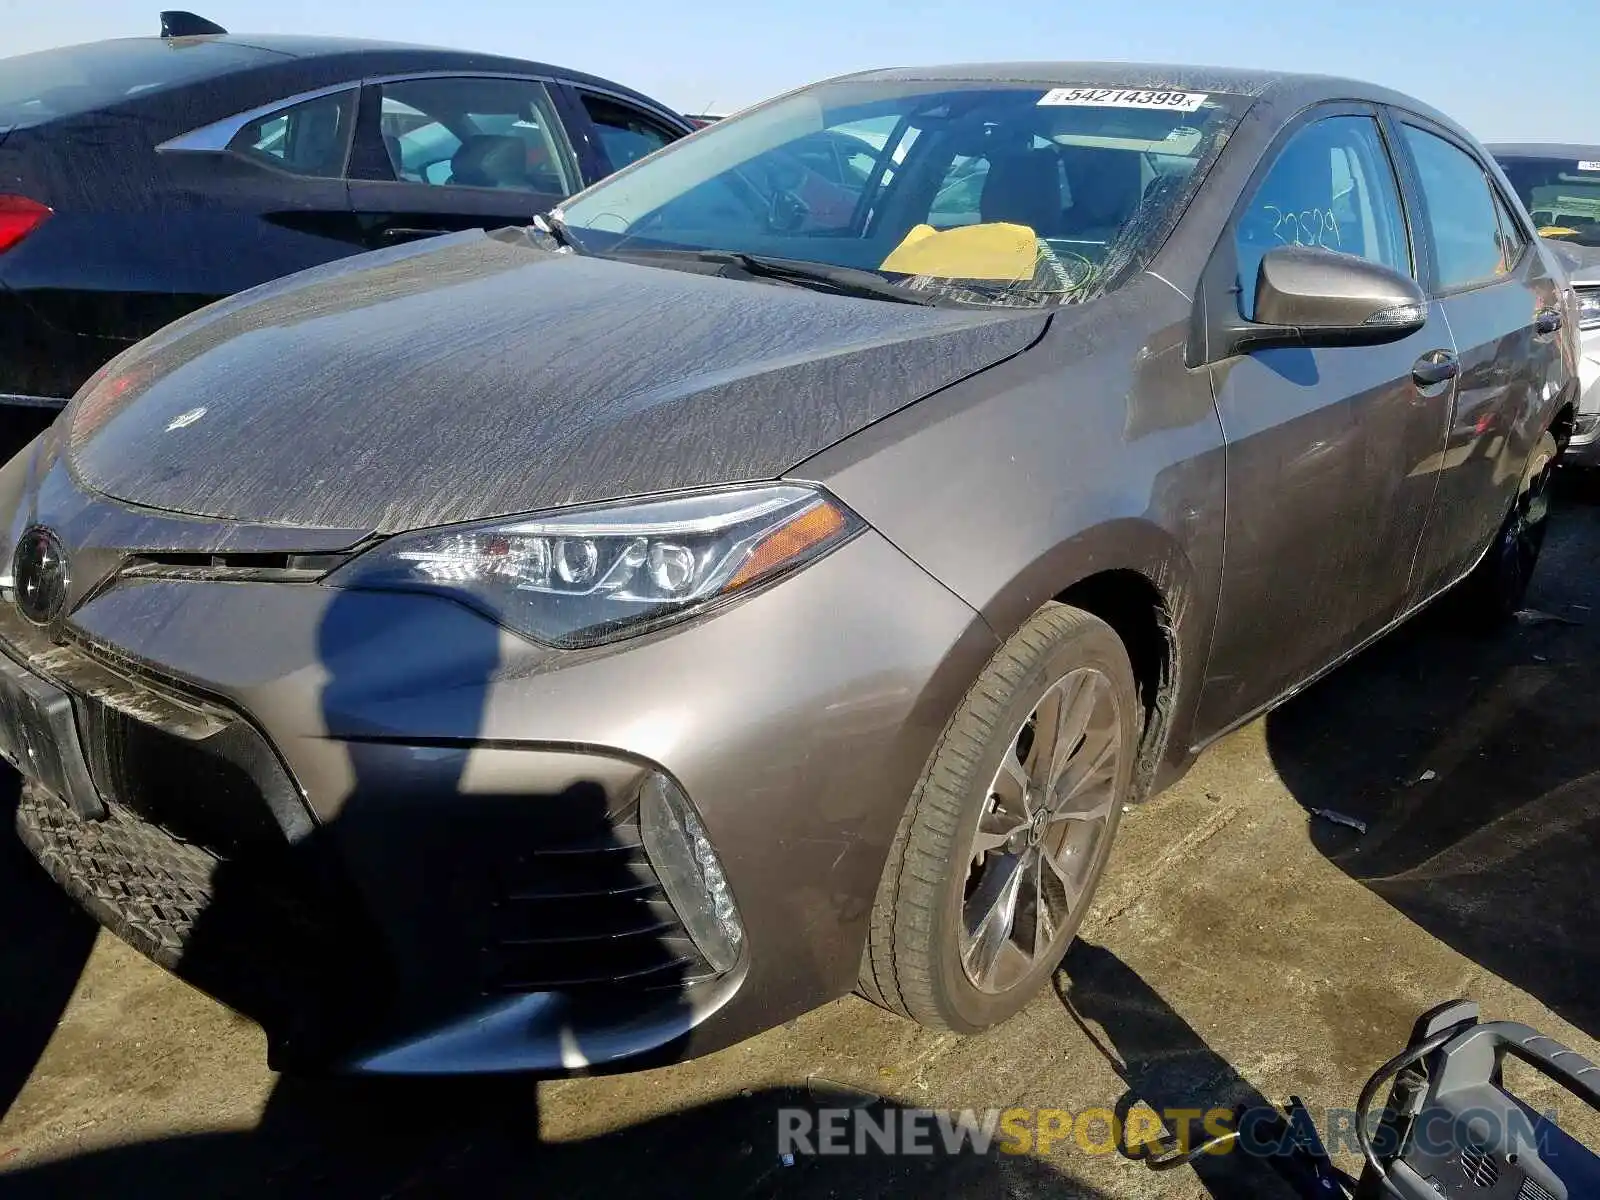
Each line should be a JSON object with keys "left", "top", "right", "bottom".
{"left": 328, "top": 484, "right": 864, "bottom": 648}
{"left": 1579, "top": 288, "right": 1600, "bottom": 331}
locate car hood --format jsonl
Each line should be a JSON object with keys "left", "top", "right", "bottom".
{"left": 1545, "top": 236, "right": 1600, "bottom": 281}
{"left": 63, "top": 229, "right": 1046, "bottom": 535}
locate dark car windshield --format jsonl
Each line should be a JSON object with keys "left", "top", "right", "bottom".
{"left": 1494, "top": 154, "right": 1600, "bottom": 247}
{"left": 557, "top": 80, "right": 1243, "bottom": 307}
{"left": 0, "top": 38, "right": 280, "bottom": 128}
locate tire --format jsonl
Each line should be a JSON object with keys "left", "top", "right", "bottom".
{"left": 861, "top": 602, "right": 1137, "bottom": 1032}
{"left": 1454, "top": 429, "right": 1559, "bottom": 627}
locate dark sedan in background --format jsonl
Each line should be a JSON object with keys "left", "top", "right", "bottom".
{"left": 0, "top": 60, "right": 1579, "bottom": 1077}
{"left": 0, "top": 13, "right": 694, "bottom": 458}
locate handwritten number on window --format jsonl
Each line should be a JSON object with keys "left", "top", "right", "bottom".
{"left": 1262, "top": 204, "right": 1342, "bottom": 251}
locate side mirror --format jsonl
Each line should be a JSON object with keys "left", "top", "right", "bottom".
{"left": 1220, "top": 245, "right": 1428, "bottom": 357}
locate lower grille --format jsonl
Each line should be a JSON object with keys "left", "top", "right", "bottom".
{"left": 17, "top": 777, "right": 223, "bottom": 966}
{"left": 17, "top": 780, "right": 389, "bottom": 1061}
{"left": 484, "top": 801, "right": 716, "bottom": 994}
{"left": 6, "top": 625, "right": 392, "bottom": 1060}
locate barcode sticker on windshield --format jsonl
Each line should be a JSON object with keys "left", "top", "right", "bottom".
{"left": 1038, "top": 87, "right": 1208, "bottom": 112}
{"left": 1579, "top": 161, "right": 1600, "bottom": 172}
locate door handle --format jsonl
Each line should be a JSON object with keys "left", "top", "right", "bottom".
{"left": 1535, "top": 308, "right": 1564, "bottom": 336}
{"left": 1412, "top": 350, "right": 1459, "bottom": 388}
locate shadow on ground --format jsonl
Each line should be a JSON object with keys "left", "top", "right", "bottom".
{"left": 0, "top": 1076, "right": 1120, "bottom": 1199}
{"left": 1059, "top": 941, "right": 1296, "bottom": 1199}
{"left": 1266, "top": 492, "right": 1600, "bottom": 1038}
{"left": 0, "top": 772, "right": 95, "bottom": 1125}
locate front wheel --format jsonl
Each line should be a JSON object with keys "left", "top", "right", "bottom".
{"left": 860, "top": 603, "right": 1136, "bottom": 1032}
{"left": 1455, "top": 429, "right": 1559, "bottom": 626}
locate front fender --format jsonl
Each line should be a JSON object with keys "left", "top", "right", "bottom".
{"left": 791, "top": 277, "right": 1227, "bottom": 786}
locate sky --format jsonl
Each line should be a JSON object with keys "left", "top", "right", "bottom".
{"left": 1, "top": 0, "right": 1595, "bottom": 143}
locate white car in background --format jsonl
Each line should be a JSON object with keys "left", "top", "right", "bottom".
{"left": 1489, "top": 144, "right": 1600, "bottom": 466}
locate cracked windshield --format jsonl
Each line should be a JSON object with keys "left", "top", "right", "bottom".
{"left": 556, "top": 81, "right": 1241, "bottom": 306}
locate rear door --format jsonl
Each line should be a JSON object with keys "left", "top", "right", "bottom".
{"left": 1387, "top": 115, "right": 1567, "bottom": 607}
{"left": 1192, "top": 106, "right": 1455, "bottom": 738}
{"left": 156, "top": 84, "right": 364, "bottom": 305}
{"left": 346, "top": 75, "right": 579, "bottom": 248}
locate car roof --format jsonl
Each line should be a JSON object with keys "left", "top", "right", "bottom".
{"left": 1486, "top": 142, "right": 1600, "bottom": 159}
{"left": 72, "top": 33, "right": 682, "bottom": 116}
{"left": 837, "top": 61, "right": 1463, "bottom": 127}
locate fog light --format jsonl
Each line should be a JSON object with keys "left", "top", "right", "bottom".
{"left": 639, "top": 772, "right": 743, "bottom": 973}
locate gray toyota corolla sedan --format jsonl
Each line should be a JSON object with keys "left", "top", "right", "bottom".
{"left": 0, "top": 63, "right": 1580, "bottom": 1075}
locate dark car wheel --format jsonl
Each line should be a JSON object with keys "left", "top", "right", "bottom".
{"left": 1456, "top": 429, "right": 1559, "bottom": 626}
{"left": 861, "top": 602, "right": 1135, "bottom": 1032}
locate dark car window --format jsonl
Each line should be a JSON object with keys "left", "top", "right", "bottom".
{"left": 1234, "top": 115, "right": 1411, "bottom": 319}
{"left": 378, "top": 77, "right": 574, "bottom": 194}
{"left": 579, "top": 93, "right": 682, "bottom": 170}
{"left": 0, "top": 38, "right": 279, "bottom": 127}
{"left": 1401, "top": 125, "right": 1512, "bottom": 291}
{"left": 227, "top": 90, "right": 356, "bottom": 179}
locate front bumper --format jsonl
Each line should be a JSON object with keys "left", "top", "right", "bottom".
{"left": 1, "top": 456, "right": 996, "bottom": 1074}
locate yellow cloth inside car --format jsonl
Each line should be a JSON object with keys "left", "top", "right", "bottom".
{"left": 879, "top": 222, "right": 1039, "bottom": 281}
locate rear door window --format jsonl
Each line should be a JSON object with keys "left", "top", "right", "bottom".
{"left": 377, "top": 77, "right": 576, "bottom": 195}
{"left": 227, "top": 90, "right": 356, "bottom": 179}
{"left": 1400, "top": 125, "right": 1512, "bottom": 291}
{"left": 1489, "top": 183, "right": 1530, "bottom": 272}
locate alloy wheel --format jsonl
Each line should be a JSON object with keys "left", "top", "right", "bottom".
{"left": 958, "top": 667, "right": 1123, "bottom": 994}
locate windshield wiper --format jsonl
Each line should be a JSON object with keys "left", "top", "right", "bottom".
{"left": 602, "top": 247, "right": 938, "bottom": 306}
{"left": 717, "top": 252, "right": 939, "bottom": 306}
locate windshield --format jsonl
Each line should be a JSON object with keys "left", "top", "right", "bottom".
{"left": 0, "top": 38, "right": 279, "bottom": 128}
{"left": 557, "top": 80, "right": 1243, "bottom": 307}
{"left": 1494, "top": 154, "right": 1600, "bottom": 248}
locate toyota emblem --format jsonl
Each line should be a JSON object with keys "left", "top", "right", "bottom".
{"left": 13, "top": 526, "right": 68, "bottom": 625}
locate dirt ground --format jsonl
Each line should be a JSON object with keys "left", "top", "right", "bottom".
{"left": 3, "top": 495, "right": 1599, "bottom": 1200}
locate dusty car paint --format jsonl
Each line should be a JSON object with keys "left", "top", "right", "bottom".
{"left": 64, "top": 230, "right": 1044, "bottom": 533}
{"left": 0, "top": 61, "right": 1579, "bottom": 1074}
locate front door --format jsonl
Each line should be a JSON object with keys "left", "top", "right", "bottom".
{"left": 346, "top": 75, "right": 579, "bottom": 248}
{"left": 1193, "top": 108, "right": 1455, "bottom": 739}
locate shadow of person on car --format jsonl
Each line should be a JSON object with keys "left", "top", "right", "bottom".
{"left": 0, "top": 768, "right": 97, "bottom": 1125}
{"left": 1057, "top": 940, "right": 1294, "bottom": 1199}
{"left": 1264, "top": 500, "right": 1600, "bottom": 1038}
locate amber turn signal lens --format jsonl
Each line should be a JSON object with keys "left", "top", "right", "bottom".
{"left": 723, "top": 501, "right": 849, "bottom": 592}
